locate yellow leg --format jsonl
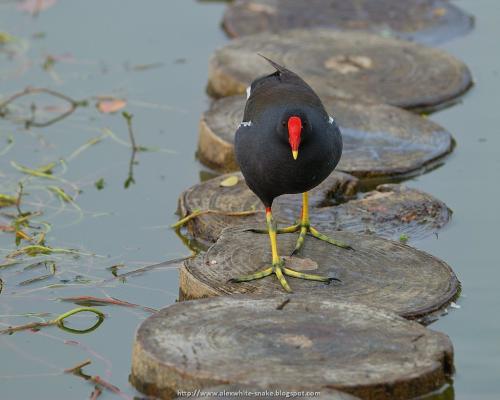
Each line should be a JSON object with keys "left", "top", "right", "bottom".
{"left": 230, "top": 201, "right": 346, "bottom": 292}
{"left": 230, "top": 207, "right": 292, "bottom": 292}
{"left": 276, "top": 192, "right": 352, "bottom": 254}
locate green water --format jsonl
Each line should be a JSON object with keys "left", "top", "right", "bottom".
{"left": 0, "top": 0, "right": 498, "bottom": 399}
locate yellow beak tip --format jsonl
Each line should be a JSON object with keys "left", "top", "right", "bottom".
{"left": 292, "top": 150, "right": 299, "bottom": 160}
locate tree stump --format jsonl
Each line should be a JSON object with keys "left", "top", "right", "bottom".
{"left": 198, "top": 95, "right": 453, "bottom": 175}
{"left": 177, "top": 172, "right": 451, "bottom": 246}
{"left": 222, "top": 0, "right": 473, "bottom": 45}
{"left": 131, "top": 295, "right": 455, "bottom": 399}
{"left": 177, "top": 385, "right": 359, "bottom": 400}
{"left": 179, "top": 227, "right": 459, "bottom": 320}
{"left": 208, "top": 29, "right": 472, "bottom": 112}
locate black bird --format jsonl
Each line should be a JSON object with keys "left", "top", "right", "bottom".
{"left": 231, "top": 55, "right": 350, "bottom": 292}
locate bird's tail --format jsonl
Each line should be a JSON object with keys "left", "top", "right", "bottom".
{"left": 257, "top": 53, "right": 288, "bottom": 73}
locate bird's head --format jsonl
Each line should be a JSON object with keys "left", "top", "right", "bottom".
{"left": 279, "top": 112, "right": 310, "bottom": 160}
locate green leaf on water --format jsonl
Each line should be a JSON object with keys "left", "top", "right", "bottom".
{"left": 42, "top": 55, "right": 56, "bottom": 71}
{"left": 0, "top": 32, "right": 16, "bottom": 44}
{"left": 399, "top": 234, "right": 409, "bottom": 244}
{"left": 37, "top": 161, "right": 58, "bottom": 174}
{"left": 124, "top": 176, "right": 135, "bottom": 189}
{"left": 0, "top": 194, "right": 16, "bottom": 208}
{"left": 11, "top": 161, "right": 56, "bottom": 179}
{"left": 95, "top": 178, "right": 105, "bottom": 190}
{"left": 107, "top": 264, "right": 124, "bottom": 277}
{"left": 48, "top": 186, "right": 73, "bottom": 203}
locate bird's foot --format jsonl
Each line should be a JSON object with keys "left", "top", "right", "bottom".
{"left": 272, "top": 223, "right": 352, "bottom": 254}
{"left": 229, "top": 259, "right": 334, "bottom": 293}
{"left": 249, "top": 223, "right": 352, "bottom": 254}
{"left": 308, "top": 226, "right": 352, "bottom": 251}
{"left": 248, "top": 224, "right": 300, "bottom": 234}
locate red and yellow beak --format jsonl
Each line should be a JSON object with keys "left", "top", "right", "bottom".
{"left": 288, "top": 116, "right": 302, "bottom": 160}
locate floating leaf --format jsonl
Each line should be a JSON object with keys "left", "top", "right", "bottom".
{"left": 124, "top": 175, "right": 135, "bottom": 189}
{"left": 48, "top": 186, "right": 73, "bottom": 203}
{"left": 42, "top": 55, "right": 56, "bottom": 70}
{"left": 0, "top": 32, "right": 16, "bottom": 44}
{"left": 399, "top": 234, "right": 409, "bottom": 244}
{"left": 38, "top": 161, "right": 57, "bottom": 174}
{"left": 11, "top": 161, "right": 56, "bottom": 179}
{"left": 19, "top": 273, "right": 54, "bottom": 286}
{"left": 0, "top": 194, "right": 16, "bottom": 208}
{"left": 219, "top": 175, "right": 239, "bottom": 187}
{"left": 96, "top": 98, "right": 127, "bottom": 114}
{"left": 95, "top": 178, "right": 105, "bottom": 190}
{"left": 15, "top": 230, "right": 33, "bottom": 242}
{"left": 0, "top": 225, "right": 15, "bottom": 232}
{"left": 59, "top": 296, "right": 156, "bottom": 313}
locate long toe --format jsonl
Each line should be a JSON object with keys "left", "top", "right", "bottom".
{"left": 283, "top": 267, "right": 333, "bottom": 283}
{"left": 274, "top": 265, "right": 292, "bottom": 292}
{"left": 275, "top": 224, "right": 301, "bottom": 234}
{"left": 309, "top": 226, "right": 353, "bottom": 250}
{"left": 228, "top": 267, "right": 273, "bottom": 283}
{"left": 291, "top": 225, "right": 308, "bottom": 255}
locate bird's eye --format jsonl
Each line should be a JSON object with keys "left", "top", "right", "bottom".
{"left": 282, "top": 121, "right": 287, "bottom": 127}
{"left": 303, "top": 121, "right": 307, "bottom": 126}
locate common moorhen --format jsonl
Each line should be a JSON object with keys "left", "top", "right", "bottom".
{"left": 231, "top": 55, "right": 351, "bottom": 292}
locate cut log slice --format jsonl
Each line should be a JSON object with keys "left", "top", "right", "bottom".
{"left": 208, "top": 29, "right": 472, "bottom": 112}
{"left": 179, "top": 227, "right": 460, "bottom": 320}
{"left": 198, "top": 95, "right": 453, "bottom": 176}
{"left": 131, "top": 295, "right": 455, "bottom": 399}
{"left": 177, "top": 172, "right": 451, "bottom": 246}
{"left": 222, "top": 0, "right": 473, "bottom": 45}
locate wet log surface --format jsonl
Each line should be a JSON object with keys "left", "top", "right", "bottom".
{"left": 222, "top": 0, "right": 473, "bottom": 45}
{"left": 179, "top": 227, "right": 460, "bottom": 320}
{"left": 131, "top": 295, "right": 455, "bottom": 400}
{"left": 178, "top": 172, "right": 451, "bottom": 247}
{"left": 208, "top": 29, "right": 472, "bottom": 112}
{"left": 198, "top": 95, "right": 453, "bottom": 176}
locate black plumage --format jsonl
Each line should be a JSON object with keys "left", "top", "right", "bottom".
{"left": 234, "top": 56, "right": 343, "bottom": 207}
{"left": 230, "top": 56, "right": 349, "bottom": 293}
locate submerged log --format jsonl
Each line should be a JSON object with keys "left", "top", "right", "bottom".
{"left": 131, "top": 295, "right": 455, "bottom": 399}
{"left": 222, "top": 0, "right": 473, "bottom": 45}
{"left": 177, "top": 172, "right": 451, "bottom": 246}
{"left": 179, "top": 227, "right": 460, "bottom": 320}
{"left": 198, "top": 95, "right": 453, "bottom": 175}
{"left": 208, "top": 30, "right": 472, "bottom": 112}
